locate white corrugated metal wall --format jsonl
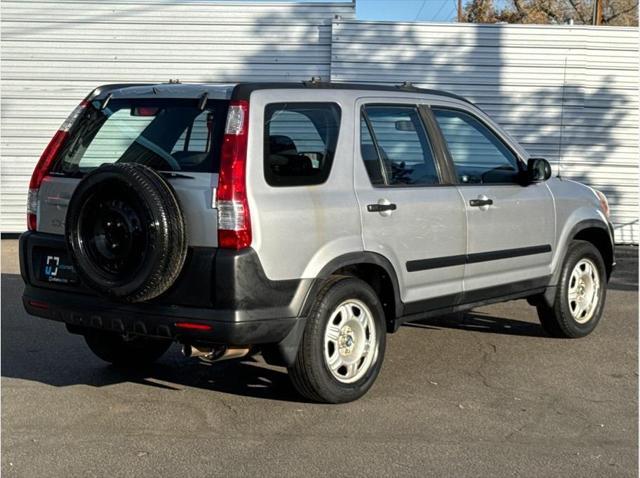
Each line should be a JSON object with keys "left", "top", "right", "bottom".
{"left": 1, "top": 5, "right": 638, "bottom": 242}
{"left": 331, "top": 21, "right": 639, "bottom": 243}
{"left": 0, "top": 0, "right": 354, "bottom": 232}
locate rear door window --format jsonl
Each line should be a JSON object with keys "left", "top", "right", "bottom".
{"left": 264, "top": 102, "right": 341, "bottom": 187}
{"left": 55, "top": 99, "right": 229, "bottom": 175}
{"left": 361, "top": 105, "right": 439, "bottom": 186}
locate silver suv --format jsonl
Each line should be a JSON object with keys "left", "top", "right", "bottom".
{"left": 20, "top": 82, "right": 615, "bottom": 403}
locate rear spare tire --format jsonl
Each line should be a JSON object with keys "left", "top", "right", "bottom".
{"left": 65, "top": 163, "right": 187, "bottom": 303}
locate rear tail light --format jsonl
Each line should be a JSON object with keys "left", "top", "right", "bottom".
{"left": 174, "top": 322, "right": 212, "bottom": 331}
{"left": 216, "top": 100, "right": 251, "bottom": 249}
{"left": 27, "top": 100, "right": 88, "bottom": 230}
{"left": 27, "top": 300, "right": 49, "bottom": 310}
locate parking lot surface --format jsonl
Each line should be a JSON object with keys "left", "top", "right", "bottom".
{"left": 2, "top": 240, "right": 637, "bottom": 477}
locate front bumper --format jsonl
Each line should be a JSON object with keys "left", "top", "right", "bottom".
{"left": 608, "top": 220, "right": 617, "bottom": 274}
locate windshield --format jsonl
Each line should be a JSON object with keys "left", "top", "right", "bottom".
{"left": 54, "top": 98, "right": 229, "bottom": 175}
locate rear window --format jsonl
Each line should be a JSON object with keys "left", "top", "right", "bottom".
{"left": 54, "top": 99, "right": 229, "bottom": 175}
{"left": 264, "top": 102, "right": 341, "bottom": 187}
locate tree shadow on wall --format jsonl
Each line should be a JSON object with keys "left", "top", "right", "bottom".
{"left": 331, "top": 22, "right": 635, "bottom": 242}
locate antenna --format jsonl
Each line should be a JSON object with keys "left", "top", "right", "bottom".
{"left": 557, "top": 56, "right": 568, "bottom": 178}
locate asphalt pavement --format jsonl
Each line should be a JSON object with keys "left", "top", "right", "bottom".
{"left": 2, "top": 240, "right": 637, "bottom": 477}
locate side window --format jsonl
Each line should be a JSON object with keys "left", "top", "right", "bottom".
{"left": 170, "top": 110, "right": 215, "bottom": 169}
{"left": 361, "top": 105, "right": 439, "bottom": 186}
{"left": 433, "top": 108, "right": 520, "bottom": 184}
{"left": 172, "top": 111, "right": 213, "bottom": 154}
{"left": 264, "top": 103, "right": 341, "bottom": 187}
{"left": 360, "top": 115, "right": 385, "bottom": 185}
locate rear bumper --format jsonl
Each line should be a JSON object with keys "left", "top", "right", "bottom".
{"left": 23, "top": 285, "right": 298, "bottom": 345}
{"left": 20, "top": 231, "right": 311, "bottom": 346}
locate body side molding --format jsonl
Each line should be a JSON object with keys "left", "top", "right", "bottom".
{"left": 406, "top": 244, "right": 552, "bottom": 272}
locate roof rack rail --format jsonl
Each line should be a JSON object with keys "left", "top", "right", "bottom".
{"left": 396, "top": 81, "right": 421, "bottom": 91}
{"left": 230, "top": 82, "right": 476, "bottom": 108}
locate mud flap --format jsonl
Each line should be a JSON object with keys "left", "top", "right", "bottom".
{"left": 526, "top": 285, "right": 557, "bottom": 308}
{"left": 261, "top": 317, "right": 307, "bottom": 367}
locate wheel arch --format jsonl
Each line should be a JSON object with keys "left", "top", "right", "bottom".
{"left": 300, "top": 251, "right": 403, "bottom": 333}
{"left": 263, "top": 252, "right": 402, "bottom": 368}
{"left": 573, "top": 225, "right": 615, "bottom": 280}
{"left": 554, "top": 219, "right": 615, "bottom": 284}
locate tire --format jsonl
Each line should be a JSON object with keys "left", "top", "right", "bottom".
{"left": 84, "top": 330, "right": 172, "bottom": 366}
{"left": 537, "top": 240, "right": 607, "bottom": 338}
{"left": 288, "top": 276, "right": 386, "bottom": 403}
{"left": 65, "top": 163, "right": 187, "bottom": 303}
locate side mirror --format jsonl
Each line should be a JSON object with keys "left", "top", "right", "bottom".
{"left": 527, "top": 157, "right": 552, "bottom": 183}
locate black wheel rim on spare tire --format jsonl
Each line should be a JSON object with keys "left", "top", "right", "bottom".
{"left": 65, "top": 163, "right": 187, "bottom": 303}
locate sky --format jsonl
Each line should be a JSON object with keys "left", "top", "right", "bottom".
{"left": 238, "top": 0, "right": 515, "bottom": 22}
{"left": 249, "top": 0, "right": 497, "bottom": 23}
{"left": 356, "top": 0, "right": 461, "bottom": 22}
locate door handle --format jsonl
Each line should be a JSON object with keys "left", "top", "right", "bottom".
{"left": 367, "top": 203, "right": 397, "bottom": 213}
{"left": 469, "top": 198, "right": 493, "bottom": 207}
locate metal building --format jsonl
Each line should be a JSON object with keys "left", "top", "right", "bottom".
{"left": 1, "top": 1, "right": 638, "bottom": 243}
{"left": 0, "top": 0, "right": 354, "bottom": 231}
{"left": 332, "top": 21, "right": 639, "bottom": 243}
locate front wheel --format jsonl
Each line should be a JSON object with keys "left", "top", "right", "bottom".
{"left": 288, "top": 276, "right": 386, "bottom": 403}
{"left": 84, "top": 330, "right": 173, "bottom": 366}
{"left": 537, "top": 240, "right": 607, "bottom": 338}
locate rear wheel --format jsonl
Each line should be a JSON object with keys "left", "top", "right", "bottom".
{"left": 288, "top": 276, "right": 386, "bottom": 403}
{"left": 84, "top": 330, "right": 172, "bottom": 366}
{"left": 537, "top": 240, "right": 607, "bottom": 338}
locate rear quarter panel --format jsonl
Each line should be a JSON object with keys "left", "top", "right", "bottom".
{"left": 246, "top": 89, "right": 362, "bottom": 281}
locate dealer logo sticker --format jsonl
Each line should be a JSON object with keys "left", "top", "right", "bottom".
{"left": 43, "top": 256, "right": 74, "bottom": 283}
{"left": 45, "top": 256, "right": 60, "bottom": 277}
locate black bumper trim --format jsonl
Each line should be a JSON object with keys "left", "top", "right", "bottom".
{"left": 23, "top": 285, "right": 299, "bottom": 345}
{"left": 20, "top": 231, "right": 314, "bottom": 346}
{"left": 20, "top": 231, "right": 312, "bottom": 315}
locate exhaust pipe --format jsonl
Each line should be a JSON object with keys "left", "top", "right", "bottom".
{"left": 182, "top": 344, "right": 250, "bottom": 363}
{"left": 182, "top": 344, "right": 217, "bottom": 360}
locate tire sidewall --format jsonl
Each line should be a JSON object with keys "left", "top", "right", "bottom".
{"left": 67, "top": 171, "right": 164, "bottom": 292}
{"left": 557, "top": 241, "right": 607, "bottom": 336}
{"left": 305, "top": 277, "right": 386, "bottom": 402}
{"left": 65, "top": 163, "right": 187, "bottom": 302}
